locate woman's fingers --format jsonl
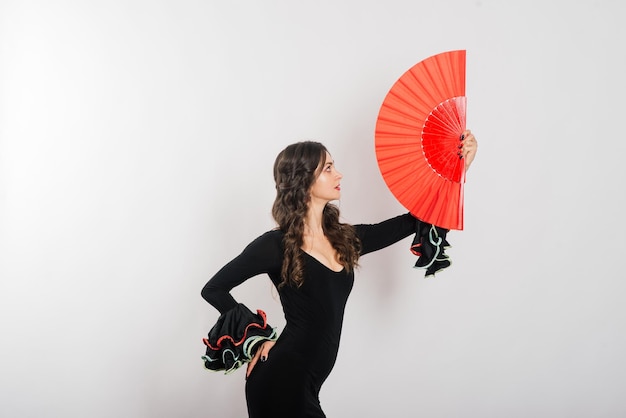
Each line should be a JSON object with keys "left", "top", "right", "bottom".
{"left": 460, "top": 129, "right": 478, "bottom": 171}
{"left": 246, "top": 346, "right": 261, "bottom": 379}
{"left": 260, "top": 340, "right": 275, "bottom": 360}
{"left": 245, "top": 340, "right": 276, "bottom": 379}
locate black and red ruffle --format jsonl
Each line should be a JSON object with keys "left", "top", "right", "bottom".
{"left": 411, "top": 220, "right": 451, "bottom": 277}
{"left": 202, "top": 303, "right": 278, "bottom": 374}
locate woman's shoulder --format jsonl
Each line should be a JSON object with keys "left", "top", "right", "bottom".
{"left": 245, "top": 228, "right": 284, "bottom": 252}
{"left": 237, "top": 229, "right": 284, "bottom": 267}
{"left": 259, "top": 228, "right": 284, "bottom": 240}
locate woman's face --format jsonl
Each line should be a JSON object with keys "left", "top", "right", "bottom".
{"left": 309, "top": 151, "right": 342, "bottom": 203}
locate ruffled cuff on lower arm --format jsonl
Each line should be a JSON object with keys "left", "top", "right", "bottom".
{"left": 410, "top": 220, "right": 451, "bottom": 277}
{"left": 201, "top": 303, "right": 278, "bottom": 374}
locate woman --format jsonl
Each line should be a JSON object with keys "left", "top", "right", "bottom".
{"left": 202, "top": 132, "right": 477, "bottom": 417}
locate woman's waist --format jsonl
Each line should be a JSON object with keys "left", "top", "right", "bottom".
{"left": 278, "top": 326, "right": 341, "bottom": 355}
{"left": 272, "top": 333, "right": 340, "bottom": 384}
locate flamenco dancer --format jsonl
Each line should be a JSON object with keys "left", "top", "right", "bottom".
{"left": 202, "top": 132, "right": 477, "bottom": 417}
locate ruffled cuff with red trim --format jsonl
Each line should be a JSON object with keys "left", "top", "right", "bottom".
{"left": 201, "top": 303, "right": 278, "bottom": 374}
{"left": 410, "top": 220, "right": 451, "bottom": 277}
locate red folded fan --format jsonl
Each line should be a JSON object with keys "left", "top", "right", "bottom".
{"left": 375, "top": 50, "right": 467, "bottom": 230}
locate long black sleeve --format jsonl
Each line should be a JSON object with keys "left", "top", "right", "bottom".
{"left": 355, "top": 212, "right": 418, "bottom": 256}
{"left": 201, "top": 230, "right": 283, "bottom": 314}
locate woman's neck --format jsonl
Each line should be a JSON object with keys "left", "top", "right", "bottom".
{"left": 304, "top": 200, "right": 326, "bottom": 235}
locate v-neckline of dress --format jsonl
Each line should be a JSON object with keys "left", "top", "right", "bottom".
{"left": 301, "top": 250, "right": 345, "bottom": 274}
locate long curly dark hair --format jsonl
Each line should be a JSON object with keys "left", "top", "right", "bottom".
{"left": 272, "top": 141, "right": 361, "bottom": 288}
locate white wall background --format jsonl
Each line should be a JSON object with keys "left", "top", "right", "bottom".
{"left": 1, "top": 1, "right": 625, "bottom": 417}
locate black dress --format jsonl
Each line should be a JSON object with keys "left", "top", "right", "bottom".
{"left": 201, "top": 213, "right": 418, "bottom": 417}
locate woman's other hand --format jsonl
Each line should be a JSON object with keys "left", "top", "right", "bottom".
{"left": 460, "top": 129, "right": 478, "bottom": 171}
{"left": 246, "top": 340, "right": 275, "bottom": 379}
